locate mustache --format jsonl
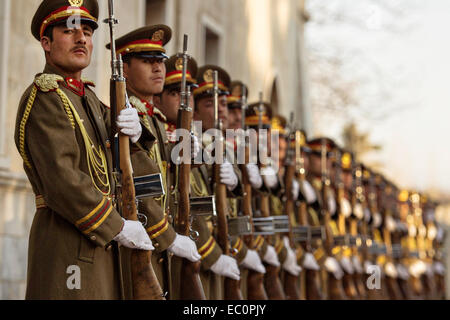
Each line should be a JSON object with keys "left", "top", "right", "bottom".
{"left": 71, "top": 45, "right": 88, "bottom": 53}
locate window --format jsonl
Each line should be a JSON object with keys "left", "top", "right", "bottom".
{"left": 204, "top": 27, "right": 220, "bottom": 65}
{"left": 200, "top": 15, "right": 224, "bottom": 66}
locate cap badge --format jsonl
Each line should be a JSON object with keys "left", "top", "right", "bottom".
{"left": 231, "top": 85, "right": 242, "bottom": 97}
{"left": 68, "top": 0, "right": 83, "bottom": 7}
{"left": 203, "top": 69, "right": 214, "bottom": 83}
{"left": 152, "top": 30, "right": 164, "bottom": 42}
{"left": 175, "top": 58, "right": 183, "bottom": 71}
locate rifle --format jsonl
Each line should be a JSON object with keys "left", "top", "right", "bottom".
{"left": 238, "top": 88, "right": 270, "bottom": 300}
{"left": 174, "top": 35, "right": 206, "bottom": 300}
{"left": 320, "top": 139, "right": 347, "bottom": 300}
{"left": 294, "top": 131, "right": 324, "bottom": 300}
{"left": 212, "top": 71, "right": 243, "bottom": 300}
{"left": 336, "top": 154, "right": 360, "bottom": 300}
{"left": 106, "top": 0, "right": 163, "bottom": 300}
{"left": 251, "top": 93, "right": 284, "bottom": 300}
{"left": 282, "top": 114, "right": 301, "bottom": 300}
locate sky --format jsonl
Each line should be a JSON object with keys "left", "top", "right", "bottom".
{"left": 305, "top": 0, "right": 450, "bottom": 198}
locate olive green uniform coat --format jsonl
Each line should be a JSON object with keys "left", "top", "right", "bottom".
{"left": 14, "top": 65, "right": 124, "bottom": 299}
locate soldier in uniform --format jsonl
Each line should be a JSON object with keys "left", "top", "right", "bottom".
{"left": 106, "top": 26, "right": 202, "bottom": 299}
{"left": 191, "top": 65, "right": 245, "bottom": 299}
{"left": 243, "top": 105, "right": 301, "bottom": 299}
{"left": 15, "top": 0, "right": 152, "bottom": 299}
{"left": 306, "top": 138, "right": 347, "bottom": 299}
{"left": 226, "top": 80, "right": 269, "bottom": 299}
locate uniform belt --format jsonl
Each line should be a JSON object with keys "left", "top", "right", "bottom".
{"left": 36, "top": 195, "right": 47, "bottom": 209}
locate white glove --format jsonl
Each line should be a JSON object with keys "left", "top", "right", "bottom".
{"left": 340, "top": 256, "right": 354, "bottom": 274}
{"left": 327, "top": 195, "right": 337, "bottom": 216}
{"left": 352, "top": 255, "right": 364, "bottom": 274}
{"left": 433, "top": 261, "right": 445, "bottom": 276}
{"left": 191, "top": 134, "right": 200, "bottom": 159}
{"left": 117, "top": 108, "right": 142, "bottom": 143}
{"left": 167, "top": 233, "right": 201, "bottom": 262}
{"left": 260, "top": 166, "right": 278, "bottom": 189}
{"left": 301, "top": 180, "right": 317, "bottom": 204}
{"left": 240, "top": 249, "right": 266, "bottom": 273}
{"left": 292, "top": 179, "right": 300, "bottom": 200}
{"left": 246, "top": 163, "right": 263, "bottom": 189}
{"left": 282, "top": 237, "right": 302, "bottom": 276}
{"left": 113, "top": 219, "right": 154, "bottom": 250}
{"left": 210, "top": 255, "right": 240, "bottom": 280}
{"left": 220, "top": 160, "right": 239, "bottom": 191}
{"left": 263, "top": 245, "right": 281, "bottom": 267}
{"left": 324, "top": 256, "right": 344, "bottom": 280}
{"left": 396, "top": 263, "right": 410, "bottom": 280}
{"left": 302, "top": 252, "right": 320, "bottom": 271}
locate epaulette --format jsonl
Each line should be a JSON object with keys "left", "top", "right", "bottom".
{"left": 82, "top": 78, "right": 96, "bottom": 87}
{"left": 34, "top": 73, "right": 63, "bottom": 92}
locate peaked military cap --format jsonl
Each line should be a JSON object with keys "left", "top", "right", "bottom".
{"left": 193, "top": 65, "right": 231, "bottom": 98}
{"left": 271, "top": 115, "right": 287, "bottom": 136}
{"left": 307, "top": 137, "right": 337, "bottom": 156}
{"left": 164, "top": 54, "right": 198, "bottom": 90}
{"left": 106, "top": 25, "right": 172, "bottom": 59}
{"left": 227, "top": 81, "right": 249, "bottom": 109}
{"left": 246, "top": 100, "right": 272, "bottom": 129}
{"left": 32, "top": 0, "right": 99, "bottom": 41}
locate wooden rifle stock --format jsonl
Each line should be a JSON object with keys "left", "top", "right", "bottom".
{"left": 246, "top": 194, "right": 274, "bottom": 300}
{"left": 215, "top": 161, "right": 243, "bottom": 300}
{"left": 176, "top": 107, "right": 205, "bottom": 300}
{"left": 212, "top": 72, "right": 242, "bottom": 300}
{"left": 175, "top": 36, "right": 206, "bottom": 300}
{"left": 112, "top": 80, "right": 164, "bottom": 300}
{"left": 296, "top": 199, "right": 324, "bottom": 300}
{"left": 320, "top": 141, "right": 347, "bottom": 300}
{"left": 239, "top": 155, "right": 269, "bottom": 300}
{"left": 283, "top": 153, "right": 301, "bottom": 300}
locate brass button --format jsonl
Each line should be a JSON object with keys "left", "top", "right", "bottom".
{"left": 90, "top": 235, "right": 97, "bottom": 241}
{"left": 106, "top": 243, "right": 113, "bottom": 251}
{"left": 168, "top": 252, "right": 174, "bottom": 258}
{"left": 154, "top": 242, "right": 160, "bottom": 248}
{"left": 158, "top": 258, "right": 164, "bottom": 264}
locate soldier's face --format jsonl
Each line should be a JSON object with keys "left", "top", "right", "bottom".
{"left": 41, "top": 24, "right": 93, "bottom": 74}
{"left": 194, "top": 95, "right": 228, "bottom": 130}
{"left": 278, "top": 136, "right": 287, "bottom": 166}
{"left": 227, "top": 108, "right": 242, "bottom": 130}
{"left": 309, "top": 153, "right": 321, "bottom": 176}
{"left": 343, "top": 171, "right": 352, "bottom": 190}
{"left": 124, "top": 57, "right": 166, "bottom": 98}
{"left": 155, "top": 88, "right": 194, "bottom": 124}
{"left": 301, "top": 151, "right": 310, "bottom": 172}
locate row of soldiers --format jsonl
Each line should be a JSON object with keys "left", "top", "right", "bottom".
{"left": 16, "top": 0, "right": 445, "bottom": 300}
